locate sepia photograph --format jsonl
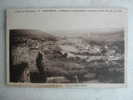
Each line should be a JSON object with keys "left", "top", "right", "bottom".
{"left": 6, "top": 8, "right": 127, "bottom": 87}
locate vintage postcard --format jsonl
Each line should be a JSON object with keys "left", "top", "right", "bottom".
{"left": 6, "top": 8, "right": 127, "bottom": 87}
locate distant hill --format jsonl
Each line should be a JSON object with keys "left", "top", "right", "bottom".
{"left": 50, "top": 29, "right": 124, "bottom": 42}
{"left": 88, "top": 30, "right": 124, "bottom": 42}
{"left": 10, "top": 29, "right": 58, "bottom": 42}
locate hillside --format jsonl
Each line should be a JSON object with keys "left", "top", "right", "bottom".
{"left": 10, "top": 29, "right": 125, "bottom": 83}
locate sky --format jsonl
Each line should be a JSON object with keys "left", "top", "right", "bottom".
{"left": 7, "top": 8, "right": 127, "bottom": 37}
